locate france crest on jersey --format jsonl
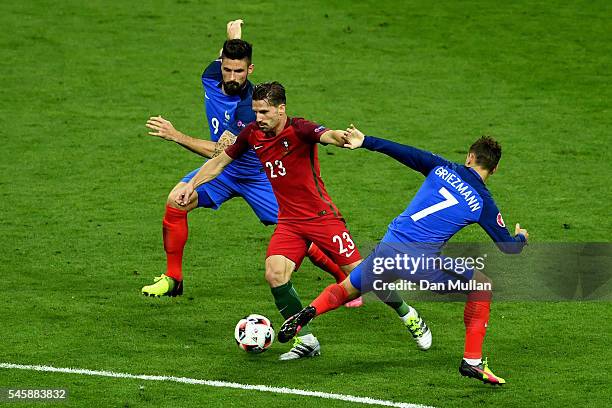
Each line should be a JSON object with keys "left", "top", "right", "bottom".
{"left": 386, "top": 164, "right": 484, "bottom": 248}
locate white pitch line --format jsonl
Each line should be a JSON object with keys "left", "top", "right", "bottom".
{"left": 0, "top": 362, "right": 435, "bottom": 408}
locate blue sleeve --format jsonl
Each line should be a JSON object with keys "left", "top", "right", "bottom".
{"left": 478, "top": 197, "right": 527, "bottom": 254}
{"left": 362, "top": 136, "right": 451, "bottom": 176}
{"left": 202, "top": 60, "right": 222, "bottom": 81}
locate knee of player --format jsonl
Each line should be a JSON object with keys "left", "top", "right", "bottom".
{"left": 264, "top": 264, "right": 286, "bottom": 286}
{"left": 473, "top": 270, "right": 492, "bottom": 286}
{"left": 265, "top": 273, "right": 287, "bottom": 287}
{"left": 166, "top": 193, "right": 182, "bottom": 208}
{"left": 478, "top": 272, "right": 491, "bottom": 283}
{"left": 166, "top": 187, "right": 197, "bottom": 211}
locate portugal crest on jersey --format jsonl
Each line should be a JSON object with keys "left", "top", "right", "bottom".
{"left": 278, "top": 138, "right": 292, "bottom": 158}
{"left": 281, "top": 138, "right": 290, "bottom": 150}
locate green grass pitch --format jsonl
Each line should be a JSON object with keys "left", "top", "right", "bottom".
{"left": 1, "top": 0, "right": 610, "bottom": 407}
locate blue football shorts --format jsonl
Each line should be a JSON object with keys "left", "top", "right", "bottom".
{"left": 181, "top": 167, "right": 278, "bottom": 225}
{"left": 349, "top": 239, "right": 475, "bottom": 294}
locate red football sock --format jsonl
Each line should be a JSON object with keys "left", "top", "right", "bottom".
{"left": 311, "top": 283, "right": 349, "bottom": 316}
{"left": 162, "top": 205, "right": 188, "bottom": 281}
{"left": 463, "top": 291, "right": 492, "bottom": 359}
{"left": 307, "top": 244, "right": 347, "bottom": 283}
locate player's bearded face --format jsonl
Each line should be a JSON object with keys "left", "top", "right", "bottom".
{"left": 223, "top": 80, "right": 242, "bottom": 95}
{"left": 253, "top": 100, "right": 282, "bottom": 132}
{"left": 221, "top": 58, "right": 252, "bottom": 96}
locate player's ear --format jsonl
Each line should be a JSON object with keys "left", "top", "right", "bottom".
{"left": 278, "top": 104, "right": 286, "bottom": 115}
{"left": 248, "top": 64, "right": 254, "bottom": 75}
{"left": 465, "top": 152, "right": 474, "bottom": 166}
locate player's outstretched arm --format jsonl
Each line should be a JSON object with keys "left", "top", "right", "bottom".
{"left": 171, "top": 152, "right": 234, "bottom": 207}
{"left": 146, "top": 116, "right": 216, "bottom": 158}
{"left": 319, "top": 129, "right": 352, "bottom": 147}
{"left": 344, "top": 126, "right": 450, "bottom": 176}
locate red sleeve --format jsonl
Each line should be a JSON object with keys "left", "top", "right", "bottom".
{"left": 225, "top": 123, "right": 253, "bottom": 159}
{"left": 292, "top": 117, "right": 329, "bottom": 144}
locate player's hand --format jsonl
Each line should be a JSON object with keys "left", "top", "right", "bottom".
{"left": 515, "top": 223, "right": 529, "bottom": 241}
{"left": 172, "top": 183, "right": 195, "bottom": 207}
{"left": 146, "top": 116, "right": 182, "bottom": 142}
{"left": 342, "top": 124, "right": 365, "bottom": 149}
{"left": 227, "top": 19, "right": 244, "bottom": 40}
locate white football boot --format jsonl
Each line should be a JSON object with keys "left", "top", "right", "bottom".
{"left": 402, "top": 306, "right": 432, "bottom": 350}
{"left": 279, "top": 334, "right": 321, "bottom": 361}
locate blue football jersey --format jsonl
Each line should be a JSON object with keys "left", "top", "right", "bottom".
{"left": 201, "top": 60, "right": 261, "bottom": 179}
{"left": 362, "top": 136, "right": 526, "bottom": 254}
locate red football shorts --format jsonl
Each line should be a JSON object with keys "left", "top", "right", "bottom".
{"left": 266, "top": 216, "right": 362, "bottom": 269}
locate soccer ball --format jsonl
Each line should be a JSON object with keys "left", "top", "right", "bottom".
{"left": 234, "top": 314, "right": 275, "bottom": 353}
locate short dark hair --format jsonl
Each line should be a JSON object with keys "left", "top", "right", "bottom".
{"left": 253, "top": 81, "right": 286, "bottom": 106}
{"left": 469, "top": 136, "right": 502, "bottom": 172}
{"left": 221, "top": 39, "right": 252, "bottom": 64}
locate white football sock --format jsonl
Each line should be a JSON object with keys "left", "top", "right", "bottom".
{"left": 463, "top": 358, "right": 482, "bottom": 366}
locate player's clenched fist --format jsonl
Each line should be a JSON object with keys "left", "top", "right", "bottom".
{"left": 172, "top": 183, "right": 195, "bottom": 207}
{"left": 227, "top": 19, "right": 244, "bottom": 40}
{"left": 146, "top": 116, "right": 182, "bottom": 142}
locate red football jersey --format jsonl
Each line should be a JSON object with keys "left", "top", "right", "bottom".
{"left": 225, "top": 117, "right": 342, "bottom": 221}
